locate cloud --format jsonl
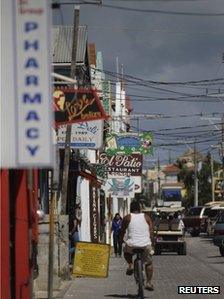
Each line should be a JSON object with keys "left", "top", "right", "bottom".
{"left": 53, "top": 0, "right": 224, "bottom": 161}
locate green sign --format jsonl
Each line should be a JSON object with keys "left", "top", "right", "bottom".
{"left": 102, "top": 80, "right": 111, "bottom": 115}
{"left": 105, "top": 132, "right": 153, "bottom": 156}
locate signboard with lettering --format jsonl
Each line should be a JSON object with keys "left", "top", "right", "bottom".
{"left": 57, "top": 120, "right": 103, "bottom": 149}
{"left": 102, "top": 81, "right": 111, "bottom": 115}
{"left": 107, "top": 175, "right": 142, "bottom": 194}
{"left": 1, "top": 0, "right": 53, "bottom": 167}
{"left": 105, "top": 132, "right": 153, "bottom": 156}
{"left": 89, "top": 185, "right": 99, "bottom": 243}
{"left": 104, "top": 177, "right": 135, "bottom": 198}
{"left": 99, "top": 153, "right": 143, "bottom": 176}
{"left": 54, "top": 88, "right": 108, "bottom": 125}
{"left": 73, "top": 242, "right": 110, "bottom": 278}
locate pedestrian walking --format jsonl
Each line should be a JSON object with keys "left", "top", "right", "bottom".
{"left": 111, "top": 213, "right": 122, "bottom": 257}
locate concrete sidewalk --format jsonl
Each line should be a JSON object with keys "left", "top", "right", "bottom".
{"left": 62, "top": 255, "right": 140, "bottom": 299}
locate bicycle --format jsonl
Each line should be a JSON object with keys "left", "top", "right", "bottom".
{"left": 133, "top": 248, "right": 145, "bottom": 299}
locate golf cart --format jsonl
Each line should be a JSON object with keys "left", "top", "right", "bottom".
{"left": 153, "top": 207, "right": 186, "bottom": 255}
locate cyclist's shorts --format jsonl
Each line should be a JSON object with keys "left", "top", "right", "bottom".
{"left": 123, "top": 245, "right": 153, "bottom": 265}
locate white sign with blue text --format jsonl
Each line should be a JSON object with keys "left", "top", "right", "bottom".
{"left": 1, "top": 0, "right": 53, "bottom": 167}
{"left": 57, "top": 120, "right": 103, "bottom": 149}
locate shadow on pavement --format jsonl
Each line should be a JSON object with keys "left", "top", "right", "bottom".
{"left": 156, "top": 253, "right": 179, "bottom": 256}
{"left": 199, "top": 239, "right": 213, "bottom": 243}
{"left": 207, "top": 255, "right": 222, "bottom": 258}
{"left": 105, "top": 294, "right": 149, "bottom": 298}
{"left": 210, "top": 261, "right": 224, "bottom": 264}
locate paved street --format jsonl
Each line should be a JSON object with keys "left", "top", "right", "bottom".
{"left": 62, "top": 235, "right": 224, "bottom": 299}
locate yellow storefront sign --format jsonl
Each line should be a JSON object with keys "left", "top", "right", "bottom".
{"left": 73, "top": 242, "right": 111, "bottom": 278}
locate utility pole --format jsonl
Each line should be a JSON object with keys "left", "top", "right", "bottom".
{"left": 168, "top": 149, "right": 172, "bottom": 164}
{"left": 60, "top": 6, "right": 80, "bottom": 215}
{"left": 48, "top": 8, "right": 79, "bottom": 297}
{"left": 222, "top": 114, "right": 224, "bottom": 199}
{"left": 210, "top": 155, "right": 215, "bottom": 202}
{"left": 194, "top": 140, "right": 198, "bottom": 206}
{"left": 157, "top": 158, "right": 161, "bottom": 207}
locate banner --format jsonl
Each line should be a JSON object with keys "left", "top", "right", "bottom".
{"left": 54, "top": 88, "right": 108, "bottom": 125}
{"left": 104, "top": 177, "right": 135, "bottom": 198}
{"left": 1, "top": 0, "right": 53, "bottom": 167}
{"left": 99, "top": 153, "right": 143, "bottom": 176}
{"left": 57, "top": 120, "right": 103, "bottom": 149}
{"left": 105, "top": 132, "right": 153, "bottom": 156}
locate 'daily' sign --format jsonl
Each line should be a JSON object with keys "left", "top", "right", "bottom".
{"left": 1, "top": 0, "right": 53, "bottom": 168}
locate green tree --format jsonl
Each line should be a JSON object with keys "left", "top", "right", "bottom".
{"left": 177, "top": 152, "right": 221, "bottom": 207}
{"left": 178, "top": 165, "right": 194, "bottom": 208}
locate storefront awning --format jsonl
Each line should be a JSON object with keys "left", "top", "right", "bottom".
{"left": 162, "top": 189, "right": 182, "bottom": 200}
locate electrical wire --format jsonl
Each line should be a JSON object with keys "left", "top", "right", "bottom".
{"left": 93, "top": 67, "right": 224, "bottom": 87}
{"left": 100, "top": 3, "right": 224, "bottom": 17}
{"left": 88, "top": 25, "right": 224, "bottom": 36}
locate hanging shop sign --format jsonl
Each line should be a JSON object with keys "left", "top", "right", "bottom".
{"left": 73, "top": 242, "right": 110, "bottom": 278}
{"left": 102, "top": 81, "right": 112, "bottom": 116}
{"left": 105, "top": 132, "right": 153, "bottom": 156}
{"left": 57, "top": 120, "right": 103, "bottom": 149}
{"left": 90, "top": 66, "right": 103, "bottom": 98}
{"left": 91, "top": 164, "right": 107, "bottom": 180}
{"left": 108, "top": 175, "right": 142, "bottom": 194}
{"left": 53, "top": 88, "right": 108, "bottom": 125}
{"left": 99, "top": 153, "right": 143, "bottom": 176}
{"left": 214, "top": 177, "right": 224, "bottom": 198}
{"left": 89, "top": 185, "right": 99, "bottom": 243}
{"left": 1, "top": 0, "right": 53, "bottom": 167}
{"left": 104, "top": 177, "right": 135, "bottom": 198}
{"left": 133, "top": 176, "right": 142, "bottom": 193}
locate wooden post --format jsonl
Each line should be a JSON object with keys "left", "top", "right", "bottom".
{"left": 60, "top": 6, "right": 80, "bottom": 215}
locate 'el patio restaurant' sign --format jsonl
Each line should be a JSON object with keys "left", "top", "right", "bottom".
{"left": 99, "top": 153, "right": 143, "bottom": 176}
{"left": 53, "top": 88, "right": 108, "bottom": 125}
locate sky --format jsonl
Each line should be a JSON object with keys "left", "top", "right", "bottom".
{"left": 53, "top": 0, "right": 224, "bottom": 166}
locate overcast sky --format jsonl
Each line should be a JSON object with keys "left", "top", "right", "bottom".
{"left": 53, "top": 0, "right": 224, "bottom": 165}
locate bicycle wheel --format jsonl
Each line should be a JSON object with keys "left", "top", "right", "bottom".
{"left": 137, "top": 259, "right": 144, "bottom": 299}
{"left": 134, "top": 259, "right": 139, "bottom": 282}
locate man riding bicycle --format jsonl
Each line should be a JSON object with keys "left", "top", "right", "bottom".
{"left": 120, "top": 201, "right": 154, "bottom": 291}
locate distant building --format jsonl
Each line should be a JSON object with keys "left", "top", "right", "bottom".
{"left": 147, "top": 163, "right": 184, "bottom": 208}
{"left": 161, "top": 164, "right": 184, "bottom": 208}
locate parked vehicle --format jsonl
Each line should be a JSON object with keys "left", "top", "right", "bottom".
{"left": 206, "top": 206, "right": 224, "bottom": 236}
{"left": 183, "top": 206, "right": 212, "bottom": 237}
{"left": 213, "top": 211, "right": 224, "bottom": 256}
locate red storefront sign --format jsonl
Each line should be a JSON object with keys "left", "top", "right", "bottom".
{"left": 53, "top": 88, "right": 108, "bottom": 125}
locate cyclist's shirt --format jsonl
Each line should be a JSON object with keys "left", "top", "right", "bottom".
{"left": 126, "top": 213, "right": 151, "bottom": 247}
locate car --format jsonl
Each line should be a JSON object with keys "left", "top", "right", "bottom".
{"left": 213, "top": 211, "right": 224, "bottom": 256}
{"left": 183, "top": 206, "right": 212, "bottom": 237}
{"left": 206, "top": 206, "right": 224, "bottom": 236}
{"left": 154, "top": 218, "right": 186, "bottom": 255}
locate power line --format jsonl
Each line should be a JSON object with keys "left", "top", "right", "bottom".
{"left": 88, "top": 26, "right": 224, "bottom": 35}
{"left": 95, "top": 67, "right": 224, "bottom": 86}
{"left": 144, "top": 122, "right": 223, "bottom": 132}
{"left": 101, "top": 3, "right": 224, "bottom": 16}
